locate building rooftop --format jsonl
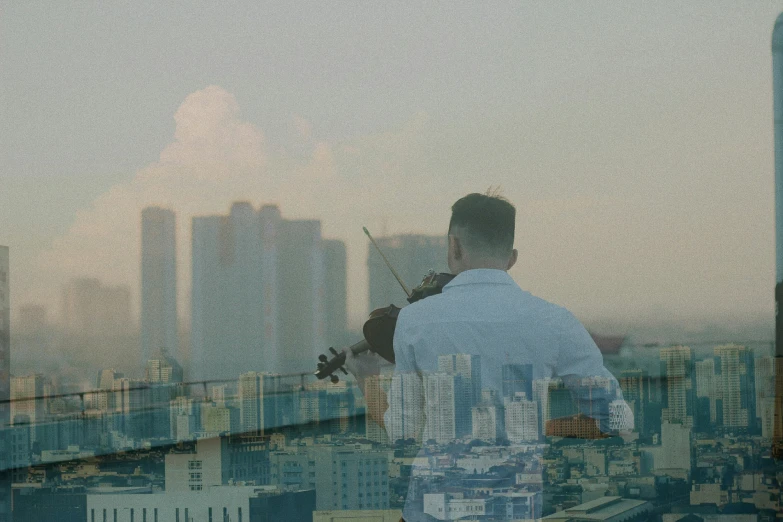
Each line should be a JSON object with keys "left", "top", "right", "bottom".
{"left": 543, "top": 496, "right": 652, "bottom": 521}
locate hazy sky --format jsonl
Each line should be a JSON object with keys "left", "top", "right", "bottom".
{"left": 2, "top": 2, "right": 782, "bottom": 330}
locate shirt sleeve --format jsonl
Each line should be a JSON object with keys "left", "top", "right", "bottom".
{"left": 383, "top": 308, "right": 426, "bottom": 442}
{"left": 554, "top": 310, "right": 634, "bottom": 433}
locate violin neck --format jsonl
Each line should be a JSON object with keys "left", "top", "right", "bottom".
{"left": 349, "top": 339, "right": 371, "bottom": 356}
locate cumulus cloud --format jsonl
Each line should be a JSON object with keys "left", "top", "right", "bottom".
{"left": 25, "top": 85, "right": 773, "bottom": 333}
{"left": 28, "top": 86, "right": 462, "bottom": 326}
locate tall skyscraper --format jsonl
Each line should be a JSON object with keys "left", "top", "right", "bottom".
{"left": 532, "top": 378, "right": 552, "bottom": 436}
{"left": 145, "top": 348, "right": 184, "bottom": 439}
{"left": 771, "top": 12, "right": 783, "bottom": 455}
{"left": 192, "top": 203, "right": 269, "bottom": 380}
{"left": 659, "top": 346, "right": 695, "bottom": 428}
{"left": 756, "top": 356, "right": 777, "bottom": 420}
{"left": 10, "top": 374, "right": 48, "bottom": 443}
{"left": 191, "top": 203, "right": 328, "bottom": 380}
{"left": 472, "top": 405, "right": 503, "bottom": 443}
{"left": 277, "top": 219, "right": 326, "bottom": 375}
{"left": 438, "top": 354, "right": 480, "bottom": 436}
{"left": 145, "top": 348, "right": 184, "bottom": 384}
{"left": 238, "top": 372, "right": 293, "bottom": 435}
{"left": 323, "top": 239, "right": 348, "bottom": 349}
{"left": 694, "top": 359, "right": 719, "bottom": 427}
{"left": 619, "top": 369, "right": 649, "bottom": 433}
{"left": 0, "top": 247, "right": 11, "bottom": 522}
{"left": 423, "top": 373, "right": 456, "bottom": 444}
{"left": 502, "top": 363, "right": 533, "bottom": 401}
{"left": 773, "top": 12, "right": 783, "bottom": 355}
{"left": 504, "top": 397, "right": 539, "bottom": 443}
{"left": 141, "top": 206, "right": 178, "bottom": 365}
{"left": 386, "top": 373, "right": 425, "bottom": 443}
{"left": 367, "top": 234, "right": 448, "bottom": 311}
{"left": 714, "top": 345, "right": 755, "bottom": 433}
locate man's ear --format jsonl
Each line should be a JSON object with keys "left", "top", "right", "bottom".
{"left": 507, "top": 249, "right": 518, "bottom": 270}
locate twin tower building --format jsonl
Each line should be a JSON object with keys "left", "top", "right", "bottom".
{"left": 142, "top": 202, "right": 447, "bottom": 383}
{"left": 142, "top": 203, "right": 348, "bottom": 382}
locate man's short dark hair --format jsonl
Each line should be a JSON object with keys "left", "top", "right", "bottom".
{"left": 448, "top": 192, "right": 515, "bottom": 257}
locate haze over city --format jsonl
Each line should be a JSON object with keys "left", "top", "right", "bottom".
{"left": 3, "top": 2, "right": 780, "bottom": 333}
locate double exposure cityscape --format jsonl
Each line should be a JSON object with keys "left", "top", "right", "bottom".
{"left": 4, "top": 4, "right": 783, "bottom": 522}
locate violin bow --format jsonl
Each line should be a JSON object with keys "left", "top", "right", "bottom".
{"left": 363, "top": 226, "right": 412, "bottom": 298}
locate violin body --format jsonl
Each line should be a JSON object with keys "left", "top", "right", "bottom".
{"left": 315, "top": 271, "right": 455, "bottom": 382}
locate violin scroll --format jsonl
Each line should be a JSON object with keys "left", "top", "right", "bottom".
{"left": 314, "top": 270, "right": 456, "bottom": 382}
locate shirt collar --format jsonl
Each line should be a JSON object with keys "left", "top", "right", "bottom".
{"left": 443, "top": 269, "right": 515, "bottom": 289}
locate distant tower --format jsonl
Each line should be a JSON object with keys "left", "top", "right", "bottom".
{"left": 367, "top": 234, "right": 448, "bottom": 312}
{"left": 141, "top": 207, "right": 178, "bottom": 365}
{"left": 323, "top": 239, "right": 348, "bottom": 348}
{"left": 659, "top": 346, "right": 695, "bottom": 428}
{"left": 714, "top": 345, "right": 755, "bottom": 433}
{"left": 772, "top": 13, "right": 783, "bottom": 456}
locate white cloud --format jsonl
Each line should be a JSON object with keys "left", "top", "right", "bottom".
{"left": 28, "top": 86, "right": 460, "bottom": 327}
{"left": 24, "top": 85, "right": 774, "bottom": 333}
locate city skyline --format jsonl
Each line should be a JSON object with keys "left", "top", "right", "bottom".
{"left": 4, "top": 4, "right": 783, "bottom": 519}
{"left": 3, "top": 4, "right": 781, "bottom": 330}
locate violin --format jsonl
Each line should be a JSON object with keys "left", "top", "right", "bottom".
{"left": 314, "top": 270, "right": 455, "bottom": 383}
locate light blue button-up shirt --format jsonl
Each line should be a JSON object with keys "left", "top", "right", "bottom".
{"left": 383, "top": 269, "right": 632, "bottom": 520}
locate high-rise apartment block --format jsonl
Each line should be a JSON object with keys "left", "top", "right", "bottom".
{"left": 423, "top": 373, "right": 456, "bottom": 444}
{"left": 367, "top": 234, "right": 447, "bottom": 311}
{"left": 141, "top": 207, "right": 178, "bottom": 365}
{"left": 471, "top": 405, "right": 503, "bottom": 443}
{"left": 10, "top": 374, "right": 48, "bottom": 443}
{"left": 504, "top": 396, "right": 539, "bottom": 443}
{"left": 386, "top": 373, "right": 424, "bottom": 443}
{"left": 694, "top": 359, "right": 720, "bottom": 427}
{"left": 145, "top": 348, "right": 184, "bottom": 384}
{"left": 755, "top": 356, "right": 776, "bottom": 420}
{"left": 619, "top": 369, "right": 650, "bottom": 434}
{"left": 238, "top": 372, "right": 294, "bottom": 436}
{"left": 660, "top": 346, "right": 695, "bottom": 428}
{"left": 191, "top": 203, "right": 330, "bottom": 380}
{"left": 438, "top": 354, "right": 481, "bottom": 437}
{"left": 714, "top": 345, "right": 755, "bottom": 433}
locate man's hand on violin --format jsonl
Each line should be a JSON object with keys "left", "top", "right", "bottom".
{"left": 344, "top": 349, "right": 384, "bottom": 381}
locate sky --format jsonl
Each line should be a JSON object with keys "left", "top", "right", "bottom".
{"left": 2, "top": 1, "right": 782, "bottom": 332}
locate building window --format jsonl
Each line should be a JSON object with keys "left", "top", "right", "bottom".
{"left": 190, "top": 484, "right": 203, "bottom": 491}
{"left": 176, "top": 508, "right": 180, "bottom": 522}
{"left": 154, "top": 508, "right": 158, "bottom": 522}
{"left": 103, "top": 509, "right": 107, "bottom": 522}
{"left": 188, "top": 460, "right": 203, "bottom": 470}
{"left": 189, "top": 472, "right": 202, "bottom": 481}
{"left": 208, "top": 507, "right": 212, "bottom": 522}
{"left": 114, "top": 509, "right": 118, "bottom": 522}
{"left": 91, "top": 509, "right": 95, "bottom": 522}
{"left": 130, "top": 509, "right": 134, "bottom": 522}
{"left": 238, "top": 507, "right": 242, "bottom": 522}
{"left": 143, "top": 508, "right": 147, "bottom": 522}
{"left": 184, "top": 508, "right": 188, "bottom": 522}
